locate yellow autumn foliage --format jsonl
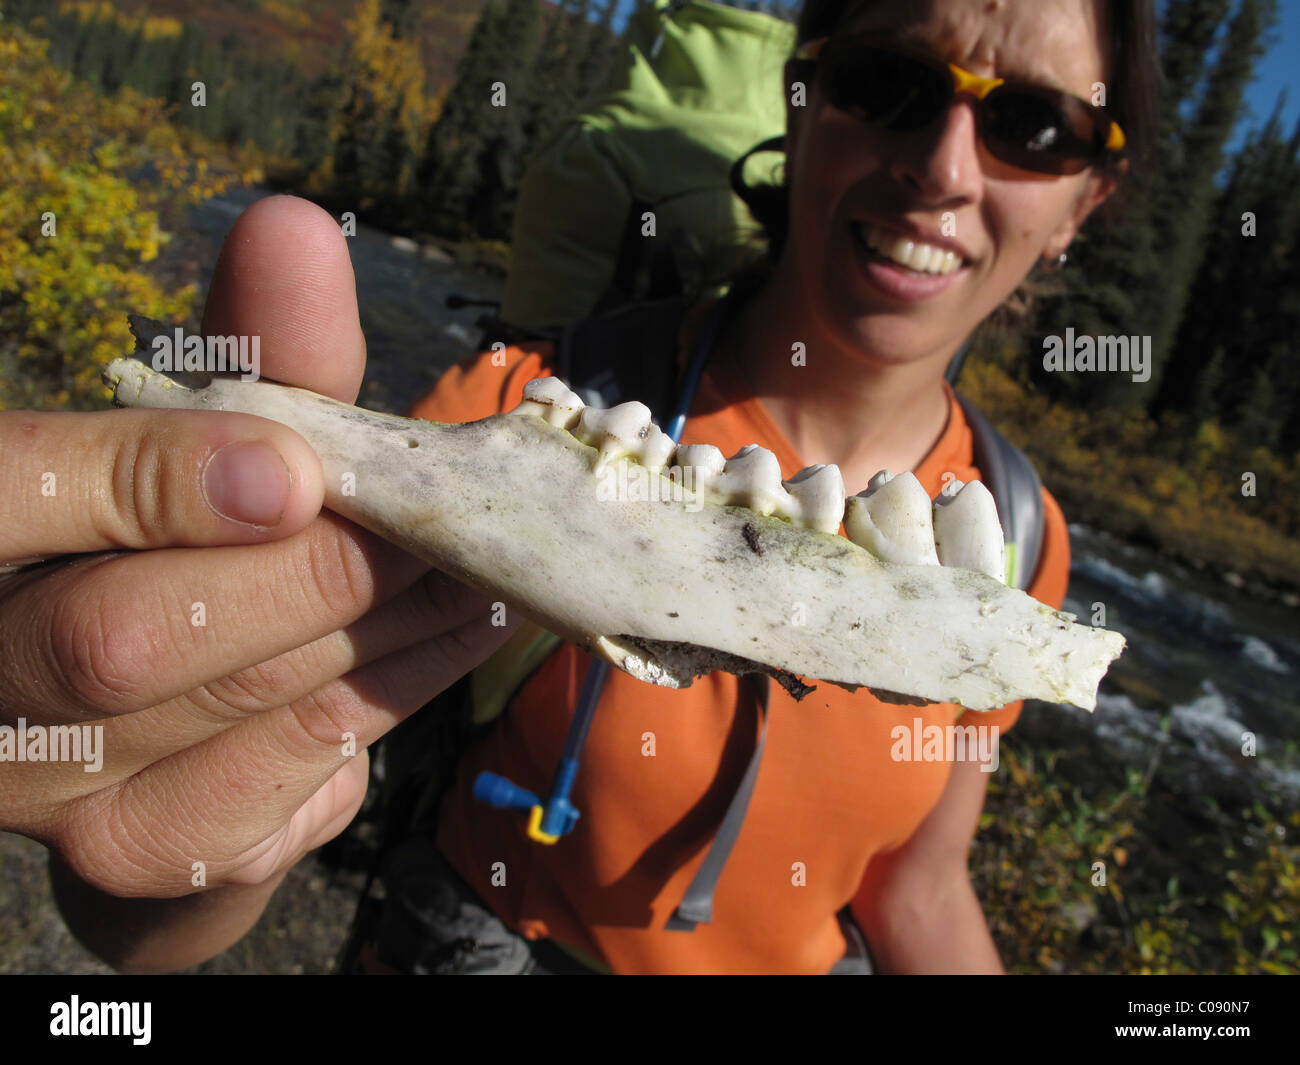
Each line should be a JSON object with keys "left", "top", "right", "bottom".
{"left": 304, "top": 0, "right": 430, "bottom": 207}
{"left": 961, "top": 350, "right": 1300, "bottom": 587}
{"left": 56, "top": 0, "right": 182, "bottom": 39}
{"left": 260, "top": 0, "right": 312, "bottom": 32}
{"left": 0, "top": 22, "right": 235, "bottom": 411}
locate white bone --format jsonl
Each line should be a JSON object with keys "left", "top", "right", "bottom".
{"left": 102, "top": 361, "right": 1124, "bottom": 711}
{"left": 933, "top": 479, "right": 1006, "bottom": 582}
{"left": 782, "top": 464, "right": 846, "bottom": 533}
{"left": 844, "top": 472, "right": 940, "bottom": 566}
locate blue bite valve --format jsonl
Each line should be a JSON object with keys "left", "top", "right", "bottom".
{"left": 473, "top": 771, "right": 539, "bottom": 811}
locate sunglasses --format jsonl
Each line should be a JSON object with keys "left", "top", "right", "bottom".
{"left": 793, "top": 35, "right": 1126, "bottom": 176}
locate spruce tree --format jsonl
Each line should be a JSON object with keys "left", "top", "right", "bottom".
{"left": 520, "top": 0, "right": 585, "bottom": 169}
{"left": 472, "top": 0, "right": 542, "bottom": 238}
{"left": 576, "top": 0, "right": 619, "bottom": 104}
{"left": 418, "top": 0, "right": 541, "bottom": 239}
{"left": 1147, "top": 0, "right": 1277, "bottom": 395}
{"left": 1159, "top": 99, "right": 1289, "bottom": 420}
{"left": 417, "top": 0, "right": 509, "bottom": 236}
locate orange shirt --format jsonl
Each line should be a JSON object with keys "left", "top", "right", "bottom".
{"left": 407, "top": 317, "right": 1070, "bottom": 975}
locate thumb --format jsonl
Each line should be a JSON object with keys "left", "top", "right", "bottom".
{"left": 0, "top": 409, "right": 325, "bottom": 563}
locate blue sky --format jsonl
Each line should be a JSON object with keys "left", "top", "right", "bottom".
{"left": 608, "top": 0, "right": 1300, "bottom": 152}
{"left": 1234, "top": 0, "right": 1300, "bottom": 146}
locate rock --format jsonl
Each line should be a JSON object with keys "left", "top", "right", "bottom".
{"left": 442, "top": 322, "right": 476, "bottom": 348}
{"left": 389, "top": 235, "right": 419, "bottom": 254}
{"left": 1062, "top": 897, "right": 1098, "bottom": 934}
{"left": 422, "top": 243, "right": 454, "bottom": 264}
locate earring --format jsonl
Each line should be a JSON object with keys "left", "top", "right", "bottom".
{"left": 1041, "top": 251, "right": 1068, "bottom": 272}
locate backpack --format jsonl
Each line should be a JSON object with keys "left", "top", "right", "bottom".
{"left": 498, "top": 0, "right": 795, "bottom": 333}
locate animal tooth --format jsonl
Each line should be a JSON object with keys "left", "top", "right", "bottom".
{"left": 715, "top": 444, "right": 791, "bottom": 517}
{"left": 637, "top": 427, "right": 677, "bottom": 474}
{"left": 844, "top": 472, "right": 940, "bottom": 565}
{"left": 782, "top": 464, "right": 846, "bottom": 533}
{"left": 575, "top": 401, "right": 675, "bottom": 473}
{"left": 103, "top": 351, "right": 1126, "bottom": 712}
{"left": 510, "top": 376, "right": 586, "bottom": 429}
{"left": 672, "top": 443, "right": 726, "bottom": 495}
{"left": 865, "top": 468, "right": 894, "bottom": 492}
{"left": 933, "top": 479, "right": 1006, "bottom": 582}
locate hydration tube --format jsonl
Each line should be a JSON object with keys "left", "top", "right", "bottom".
{"left": 472, "top": 288, "right": 744, "bottom": 842}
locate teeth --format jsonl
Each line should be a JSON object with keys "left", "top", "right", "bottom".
{"left": 671, "top": 443, "right": 727, "bottom": 495}
{"left": 933, "top": 480, "right": 1006, "bottom": 582}
{"left": 844, "top": 471, "right": 940, "bottom": 566}
{"left": 855, "top": 223, "right": 963, "bottom": 276}
{"left": 575, "top": 401, "right": 676, "bottom": 473}
{"left": 511, "top": 376, "right": 585, "bottom": 429}
{"left": 515, "top": 381, "right": 999, "bottom": 576}
{"left": 714, "top": 444, "right": 791, "bottom": 517}
{"left": 782, "top": 464, "right": 846, "bottom": 533}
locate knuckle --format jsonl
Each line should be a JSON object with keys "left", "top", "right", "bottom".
{"left": 193, "top": 652, "right": 311, "bottom": 721}
{"left": 414, "top": 568, "right": 469, "bottom": 621}
{"left": 93, "top": 429, "right": 162, "bottom": 548}
{"left": 286, "top": 680, "right": 370, "bottom": 751}
{"left": 56, "top": 797, "right": 178, "bottom": 898}
{"left": 303, "top": 522, "right": 379, "bottom": 621}
{"left": 45, "top": 582, "right": 153, "bottom": 711}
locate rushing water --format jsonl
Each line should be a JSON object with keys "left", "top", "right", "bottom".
{"left": 1043, "top": 523, "right": 1300, "bottom": 806}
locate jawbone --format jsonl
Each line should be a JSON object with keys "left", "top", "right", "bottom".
{"left": 102, "top": 348, "right": 1124, "bottom": 712}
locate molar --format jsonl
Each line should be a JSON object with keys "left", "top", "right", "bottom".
{"left": 510, "top": 376, "right": 586, "bottom": 429}
{"left": 844, "top": 471, "right": 940, "bottom": 565}
{"left": 782, "top": 464, "right": 846, "bottom": 533}
{"left": 575, "top": 401, "right": 674, "bottom": 472}
{"left": 933, "top": 479, "right": 1006, "bottom": 581}
{"left": 714, "top": 444, "right": 791, "bottom": 517}
{"left": 671, "top": 443, "right": 726, "bottom": 495}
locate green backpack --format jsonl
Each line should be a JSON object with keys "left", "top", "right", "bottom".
{"left": 499, "top": 0, "right": 796, "bottom": 331}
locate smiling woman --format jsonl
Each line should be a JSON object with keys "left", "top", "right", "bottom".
{"left": 357, "top": 0, "right": 1162, "bottom": 975}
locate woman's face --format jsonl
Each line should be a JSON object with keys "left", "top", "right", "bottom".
{"left": 780, "top": 0, "right": 1120, "bottom": 366}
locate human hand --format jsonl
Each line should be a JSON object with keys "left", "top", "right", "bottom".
{"left": 1, "top": 196, "right": 516, "bottom": 913}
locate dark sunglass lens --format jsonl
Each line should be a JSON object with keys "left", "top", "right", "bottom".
{"left": 983, "top": 90, "right": 1096, "bottom": 173}
{"left": 824, "top": 48, "right": 948, "bottom": 130}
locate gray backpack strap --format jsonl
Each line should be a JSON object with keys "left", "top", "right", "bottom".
{"left": 666, "top": 673, "right": 770, "bottom": 931}
{"left": 954, "top": 393, "right": 1045, "bottom": 590}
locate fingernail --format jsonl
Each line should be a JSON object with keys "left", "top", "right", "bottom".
{"left": 203, "top": 442, "right": 291, "bottom": 526}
